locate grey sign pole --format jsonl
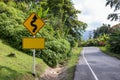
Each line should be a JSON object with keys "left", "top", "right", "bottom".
{"left": 32, "top": 35, "right": 36, "bottom": 76}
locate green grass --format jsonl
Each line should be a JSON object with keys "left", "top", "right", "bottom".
{"left": 99, "top": 47, "right": 120, "bottom": 59}
{"left": 66, "top": 47, "right": 82, "bottom": 80}
{"left": 0, "top": 39, "right": 48, "bottom": 80}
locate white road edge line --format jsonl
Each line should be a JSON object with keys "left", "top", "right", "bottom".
{"left": 83, "top": 50, "right": 99, "bottom": 80}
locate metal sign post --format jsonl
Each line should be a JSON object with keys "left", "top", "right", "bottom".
{"left": 32, "top": 49, "right": 36, "bottom": 76}
{"left": 32, "top": 35, "right": 36, "bottom": 76}
{"left": 23, "top": 12, "right": 45, "bottom": 77}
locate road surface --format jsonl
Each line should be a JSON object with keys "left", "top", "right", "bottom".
{"left": 74, "top": 47, "right": 120, "bottom": 80}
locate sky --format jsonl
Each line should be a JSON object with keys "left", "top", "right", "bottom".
{"left": 72, "top": 0, "right": 120, "bottom": 31}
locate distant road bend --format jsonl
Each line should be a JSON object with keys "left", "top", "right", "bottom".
{"left": 74, "top": 47, "right": 120, "bottom": 80}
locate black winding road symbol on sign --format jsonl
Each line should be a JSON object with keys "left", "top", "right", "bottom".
{"left": 31, "top": 15, "right": 37, "bottom": 32}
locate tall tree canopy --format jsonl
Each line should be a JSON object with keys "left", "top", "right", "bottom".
{"left": 46, "top": 0, "right": 87, "bottom": 40}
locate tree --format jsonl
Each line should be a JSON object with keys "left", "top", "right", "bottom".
{"left": 106, "top": 0, "right": 120, "bottom": 21}
{"left": 105, "top": 0, "right": 120, "bottom": 54}
{"left": 93, "top": 24, "right": 110, "bottom": 38}
{"left": 106, "top": 0, "right": 120, "bottom": 11}
{"left": 107, "top": 29, "right": 120, "bottom": 53}
{"left": 47, "top": 0, "right": 87, "bottom": 40}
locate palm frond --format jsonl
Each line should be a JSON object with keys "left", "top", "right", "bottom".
{"left": 114, "top": 1, "right": 120, "bottom": 11}
{"left": 106, "top": 0, "right": 120, "bottom": 11}
{"left": 106, "top": 0, "right": 114, "bottom": 8}
{"left": 107, "top": 13, "right": 119, "bottom": 21}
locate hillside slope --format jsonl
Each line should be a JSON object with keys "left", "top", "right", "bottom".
{"left": 0, "top": 39, "right": 47, "bottom": 80}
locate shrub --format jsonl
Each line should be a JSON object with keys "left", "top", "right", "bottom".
{"left": 107, "top": 30, "right": 120, "bottom": 54}
{"left": 78, "top": 41, "right": 87, "bottom": 47}
{"left": 0, "top": 2, "right": 27, "bottom": 50}
{"left": 41, "top": 49, "right": 57, "bottom": 67}
{"left": 39, "top": 39, "right": 71, "bottom": 67}
{"left": 66, "top": 35, "right": 76, "bottom": 47}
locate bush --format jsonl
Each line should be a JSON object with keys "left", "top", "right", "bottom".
{"left": 78, "top": 41, "right": 87, "bottom": 47}
{"left": 39, "top": 39, "right": 71, "bottom": 67}
{"left": 0, "top": 2, "right": 29, "bottom": 50}
{"left": 66, "top": 35, "right": 76, "bottom": 47}
{"left": 41, "top": 49, "right": 57, "bottom": 67}
{"left": 80, "top": 34, "right": 109, "bottom": 47}
{"left": 107, "top": 30, "right": 120, "bottom": 54}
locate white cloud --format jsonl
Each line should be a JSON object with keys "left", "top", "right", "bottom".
{"left": 72, "top": 0, "right": 120, "bottom": 30}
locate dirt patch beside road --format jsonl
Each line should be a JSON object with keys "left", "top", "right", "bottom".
{"left": 40, "top": 66, "right": 67, "bottom": 80}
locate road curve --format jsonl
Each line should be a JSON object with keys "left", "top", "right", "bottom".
{"left": 74, "top": 47, "right": 120, "bottom": 80}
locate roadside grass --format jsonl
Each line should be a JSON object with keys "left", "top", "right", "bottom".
{"left": 0, "top": 39, "right": 48, "bottom": 80}
{"left": 99, "top": 47, "right": 120, "bottom": 59}
{"left": 66, "top": 47, "right": 82, "bottom": 80}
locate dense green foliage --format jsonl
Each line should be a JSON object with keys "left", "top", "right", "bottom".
{"left": 105, "top": 0, "right": 120, "bottom": 54}
{"left": 83, "top": 24, "right": 120, "bottom": 55}
{"left": 40, "top": 39, "right": 71, "bottom": 67}
{"left": 80, "top": 24, "right": 110, "bottom": 47}
{"left": 0, "top": 1, "right": 86, "bottom": 67}
{"left": 93, "top": 24, "right": 110, "bottom": 38}
{"left": 100, "top": 47, "right": 120, "bottom": 59}
{"left": 79, "top": 34, "right": 109, "bottom": 47}
{"left": 107, "top": 30, "right": 120, "bottom": 54}
{"left": 0, "top": 2, "right": 28, "bottom": 50}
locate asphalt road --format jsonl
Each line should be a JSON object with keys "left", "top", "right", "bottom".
{"left": 74, "top": 47, "right": 120, "bottom": 80}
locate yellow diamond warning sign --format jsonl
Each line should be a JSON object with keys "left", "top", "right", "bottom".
{"left": 23, "top": 13, "right": 45, "bottom": 35}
